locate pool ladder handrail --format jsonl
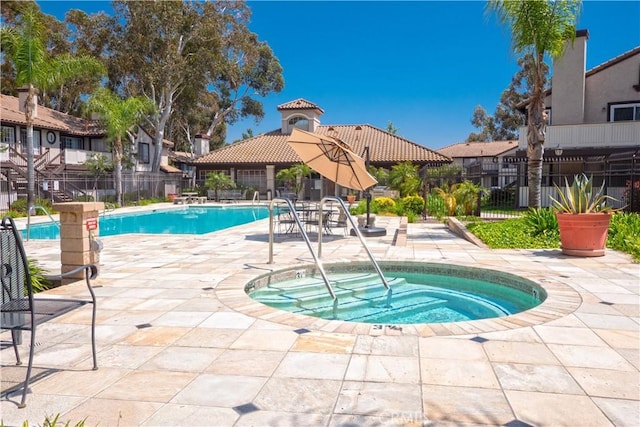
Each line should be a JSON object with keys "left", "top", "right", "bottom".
{"left": 318, "top": 196, "right": 390, "bottom": 290}
{"left": 26, "top": 205, "right": 60, "bottom": 241}
{"left": 268, "top": 197, "right": 336, "bottom": 300}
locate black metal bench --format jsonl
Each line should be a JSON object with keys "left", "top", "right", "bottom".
{"left": 0, "top": 216, "right": 98, "bottom": 408}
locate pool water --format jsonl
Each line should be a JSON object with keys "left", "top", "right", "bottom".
{"left": 24, "top": 206, "right": 270, "bottom": 239}
{"left": 247, "top": 263, "right": 545, "bottom": 324}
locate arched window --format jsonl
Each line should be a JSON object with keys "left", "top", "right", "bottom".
{"left": 288, "top": 116, "right": 309, "bottom": 130}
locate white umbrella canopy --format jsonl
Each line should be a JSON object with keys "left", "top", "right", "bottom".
{"left": 287, "top": 128, "right": 377, "bottom": 191}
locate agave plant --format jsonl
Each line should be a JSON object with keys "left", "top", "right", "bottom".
{"left": 550, "top": 174, "right": 619, "bottom": 214}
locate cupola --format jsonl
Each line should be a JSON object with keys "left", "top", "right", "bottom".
{"left": 277, "top": 98, "right": 324, "bottom": 134}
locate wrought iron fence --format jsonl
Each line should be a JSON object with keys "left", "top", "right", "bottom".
{"left": 0, "top": 171, "right": 182, "bottom": 215}
{"left": 2, "top": 156, "right": 637, "bottom": 217}
{"left": 424, "top": 156, "right": 639, "bottom": 219}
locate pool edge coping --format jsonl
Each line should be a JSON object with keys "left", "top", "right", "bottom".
{"left": 215, "top": 261, "right": 583, "bottom": 337}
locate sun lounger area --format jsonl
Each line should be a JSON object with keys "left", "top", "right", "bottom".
{"left": 173, "top": 194, "right": 208, "bottom": 205}
{"left": 208, "top": 189, "right": 246, "bottom": 202}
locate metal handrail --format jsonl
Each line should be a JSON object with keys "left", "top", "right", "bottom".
{"left": 318, "top": 196, "right": 390, "bottom": 290}
{"left": 268, "top": 197, "right": 336, "bottom": 300}
{"left": 26, "top": 205, "right": 59, "bottom": 241}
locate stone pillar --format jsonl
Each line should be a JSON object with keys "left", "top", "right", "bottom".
{"left": 266, "top": 165, "right": 275, "bottom": 199}
{"left": 52, "top": 202, "right": 104, "bottom": 282}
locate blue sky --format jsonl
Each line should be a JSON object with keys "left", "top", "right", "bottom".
{"left": 38, "top": 1, "right": 640, "bottom": 149}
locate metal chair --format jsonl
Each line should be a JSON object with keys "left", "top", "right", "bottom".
{"left": 0, "top": 216, "right": 98, "bottom": 408}
{"left": 326, "top": 210, "right": 349, "bottom": 236}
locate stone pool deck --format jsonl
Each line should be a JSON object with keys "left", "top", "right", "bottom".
{"left": 1, "top": 208, "right": 638, "bottom": 426}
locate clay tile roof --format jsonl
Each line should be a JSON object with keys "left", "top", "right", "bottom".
{"left": 276, "top": 98, "right": 324, "bottom": 113}
{"left": 195, "top": 124, "right": 450, "bottom": 165}
{"left": 436, "top": 140, "right": 518, "bottom": 158}
{"left": 0, "top": 94, "right": 103, "bottom": 136}
{"left": 160, "top": 164, "right": 183, "bottom": 174}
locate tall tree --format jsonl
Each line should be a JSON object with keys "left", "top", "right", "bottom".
{"left": 466, "top": 53, "right": 549, "bottom": 142}
{"left": 88, "top": 88, "right": 156, "bottom": 206}
{"left": 386, "top": 121, "right": 399, "bottom": 135}
{"left": 488, "top": 0, "right": 580, "bottom": 208}
{"left": 107, "top": 0, "right": 283, "bottom": 172}
{"left": 467, "top": 105, "right": 497, "bottom": 142}
{"left": 0, "top": 4, "right": 106, "bottom": 209}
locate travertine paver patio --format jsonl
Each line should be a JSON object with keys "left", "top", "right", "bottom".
{"left": 1, "top": 205, "right": 638, "bottom": 426}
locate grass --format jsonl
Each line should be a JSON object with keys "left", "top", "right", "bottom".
{"left": 466, "top": 211, "right": 640, "bottom": 262}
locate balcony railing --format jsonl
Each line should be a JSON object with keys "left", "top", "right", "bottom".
{"left": 518, "top": 121, "right": 640, "bottom": 151}
{"left": 64, "top": 149, "right": 112, "bottom": 165}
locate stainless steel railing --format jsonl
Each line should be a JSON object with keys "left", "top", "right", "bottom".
{"left": 268, "top": 197, "right": 336, "bottom": 300}
{"left": 26, "top": 205, "right": 59, "bottom": 241}
{"left": 318, "top": 196, "right": 390, "bottom": 290}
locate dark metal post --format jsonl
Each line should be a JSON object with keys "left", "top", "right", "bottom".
{"left": 364, "top": 146, "right": 371, "bottom": 228}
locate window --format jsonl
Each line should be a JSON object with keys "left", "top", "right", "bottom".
{"left": 139, "top": 142, "right": 150, "bottom": 163}
{"left": 90, "top": 138, "right": 107, "bottom": 152}
{"left": 237, "top": 169, "right": 266, "bottom": 192}
{"left": 288, "top": 116, "right": 309, "bottom": 131}
{"left": 61, "top": 136, "right": 83, "bottom": 149}
{"left": 20, "top": 129, "right": 41, "bottom": 154}
{"left": 610, "top": 102, "right": 640, "bottom": 122}
{"left": 1, "top": 126, "right": 15, "bottom": 144}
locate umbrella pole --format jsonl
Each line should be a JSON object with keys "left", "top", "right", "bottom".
{"left": 364, "top": 146, "right": 371, "bottom": 228}
{"left": 352, "top": 145, "right": 385, "bottom": 237}
{"left": 365, "top": 189, "right": 371, "bottom": 228}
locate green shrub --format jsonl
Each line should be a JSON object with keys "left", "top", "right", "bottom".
{"left": 425, "top": 193, "right": 446, "bottom": 219}
{"left": 372, "top": 197, "right": 396, "bottom": 214}
{"left": 10, "top": 198, "right": 55, "bottom": 215}
{"left": 4, "top": 209, "right": 25, "bottom": 218}
{"left": 522, "top": 208, "right": 558, "bottom": 237}
{"left": 405, "top": 211, "right": 417, "bottom": 223}
{"left": 14, "top": 413, "right": 86, "bottom": 427}
{"left": 608, "top": 212, "right": 640, "bottom": 261}
{"left": 399, "top": 195, "right": 424, "bottom": 216}
{"left": 349, "top": 200, "right": 367, "bottom": 215}
{"left": 74, "top": 195, "right": 95, "bottom": 202}
{"left": 28, "top": 258, "right": 52, "bottom": 294}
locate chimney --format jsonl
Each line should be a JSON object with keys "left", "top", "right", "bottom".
{"left": 551, "top": 29, "right": 589, "bottom": 125}
{"left": 17, "top": 86, "right": 38, "bottom": 118}
{"left": 193, "top": 134, "right": 210, "bottom": 157}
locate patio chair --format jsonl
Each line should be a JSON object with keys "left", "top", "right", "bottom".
{"left": 326, "top": 210, "right": 349, "bottom": 236}
{"left": 0, "top": 216, "right": 98, "bottom": 408}
{"left": 275, "top": 209, "right": 297, "bottom": 235}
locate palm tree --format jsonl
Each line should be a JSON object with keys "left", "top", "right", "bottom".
{"left": 88, "top": 88, "right": 156, "bottom": 206}
{"left": 1, "top": 6, "right": 105, "bottom": 209}
{"left": 205, "top": 171, "right": 236, "bottom": 202}
{"left": 276, "top": 164, "right": 311, "bottom": 198}
{"left": 388, "top": 161, "right": 421, "bottom": 197}
{"left": 488, "top": 0, "right": 580, "bottom": 208}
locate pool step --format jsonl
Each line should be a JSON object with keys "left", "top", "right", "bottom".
{"left": 307, "top": 286, "right": 510, "bottom": 323}
{"left": 252, "top": 274, "right": 404, "bottom": 305}
{"left": 256, "top": 280, "right": 512, "bottom": 324}
{"left": 303, "top": 288, "right": 450, "bottom": 320}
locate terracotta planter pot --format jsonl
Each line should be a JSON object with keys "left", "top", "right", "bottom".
{"left": 347, "top": 194, "right": 356, "bottom": 204}
{"left": 556, "top": 212, "right": 611, "bottom": 257}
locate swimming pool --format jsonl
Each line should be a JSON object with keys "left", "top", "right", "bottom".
{"left": 23, "top": 205, "right": 270, "bottom": 239}
{"left": 246, "top": 261, "right": 546, "bottom": 324}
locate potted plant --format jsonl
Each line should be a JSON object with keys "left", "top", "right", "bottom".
{"left": 347, "top": 192, "right": 357, "bottom": 204}
{"left": 550, "top": 174, "right": 619, "bottom": 257}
